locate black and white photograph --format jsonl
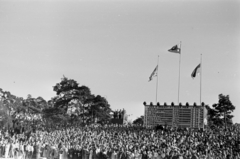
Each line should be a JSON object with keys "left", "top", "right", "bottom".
{"left": 0, "top": 0, "right": 239, "bottom": 159}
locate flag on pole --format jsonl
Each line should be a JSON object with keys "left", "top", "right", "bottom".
{"left": 191, "top": 64, "right": 201, "bottom": 78}
{"left": 149, "top": 65, "right": 158, "bottom": 81}
{"left": 168, "top": 45, "right": 181, "bottom": 54}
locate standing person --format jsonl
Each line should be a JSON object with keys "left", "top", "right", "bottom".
{"left": 10, "top": 140, "right": 15, "bottom": 158}
{"left": 26, "top": 142, "right": 33, "bottom": 159}
{"left": 23, "top": 141, "right": 29, "bottom": 159}
{"left": 106, "top": 148, "right": 112, "bottom": 159}
{"left": 0, "top": 140, "right": 3, "bottom": 157}
{"left": 71, "top": 147, "right": 77, "bottom": 159}
{"left": 89, "top": 148, "right": 93, "bottom": 159}
{"left": 72, "top": 146, "right": 79, "bottom": 159}
{"left": 37, "top": 142, "right": 42, "bottom": 159}
{"left": 68, "top": 145, "right": 74, "bottom": 159}
{"left": 92, "top": 147, "right": 97, "bottom": 159}
{"left": 19, "top": 141, "right": 25, "bottom": 159}
{"left": 78, "top": 146, "right": 84, "bottom": 159}
{"left": 48, "top": 146, "right": 53, "bottom": 159}
{"left": 5, "top": 139, "right": 10, "bottom": 158}
{"left": 62, "top": 144, "right": 69, "bottom": 159}
{"left": 2, "top": 140, "right": 6, "bottom": 158}
{"left": 84, "top": 148, "right": 90, "bottom": 159}
{"left": 51, "top": 146, "right": 57, "bottom": 159}
{"left": 53, "top": 146, "right": 59, "bottom": 159}
{"left": 135, "top": 150, "right": 142, "bottom": 159}
{"left": 59, "top": 146, "right": 64, "bottom": 159}
{"left": 42, "top": 145, "right": 48, "bottom": 159}
{"left": 33, "top": 141, "right": 41, "bottom": 159}
{"left": 98, "top": 149, "right": 107, "bottom": 159}
{"left": 151, "top": 150, "right": 158, "bottom": 159}
{"left": 46, "top": 144, "right": 52, "bottom": 159}
{"left": 111, "top": 150, "right": 117, "bottom": 159}
{"left": 120, "top": 149, "right": 128, "bottom": 159}
{"left": 141, "top": 151, "right": 148, "bottom": 159}
{"left": 95, "top": 146, "right": 101, "bottom": 159}
{"left": 147, "top": 151, "right": 153, "bottom": 159}
{"left": 30, "top": 143, "right": 34, "bottom": 159}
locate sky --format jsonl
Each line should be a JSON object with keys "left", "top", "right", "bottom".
{"left": 0, "top": 0, "right": 239, "bottom": 122}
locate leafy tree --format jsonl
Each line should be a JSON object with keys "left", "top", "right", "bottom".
{"left": 52, "top": 76, "right": 91, "bottom": 113}
{"left": 0, "top": 89, "right": 48, "bottom": 127}
{"left": 88, "top": 95, "right": 112, "bottom": 124}
{"left": 133, "top": 116, "right": 144, "bottom": 125}
{"left": 42, "top": 106, "right": 70, "bottom": 128}
{"left": 50, "top": 76, "right": 112, "bottom": 125}
{"left": 0, "top": 89, "right": 26, "bottom": 129}
{"left": 0, "top": 100, "right": 12, "bottom": 129}
{"left": 208, "top": 94, "right": 235, "bottom": 128}
{"left": 23, "top": 95, "right": 41, "bottom": 114}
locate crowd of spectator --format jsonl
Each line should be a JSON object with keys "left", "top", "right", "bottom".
{"left": 0, "top": 123, "right": 240, "bottom": 159}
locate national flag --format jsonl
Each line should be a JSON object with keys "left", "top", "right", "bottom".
{"left": 168, "top": 45, "right": 181, "bottom": 54}
{"left": 191, "top": 64, "right": 201, "bottom": 78}
{"left": 149, "top": 65, "right": 158, "bottom": 81}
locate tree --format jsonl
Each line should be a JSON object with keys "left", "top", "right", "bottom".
{"left": 0, "top": 100, "right": 12, "bottom": 129}
{"left": 88, "top": 95, "right": 112, "bottom": 124}
{"left": 0, "top": 89, "right": 26, "bottom": 129}
{"left": 208, "top": 94, "right": 235, "bottom": 128}
{"left": 50, "top": 76, "right": 112, "bottom": 125}
{"left": 52, "top": 76, "right": 91, "bottom": 113}
{"left": 23, "top": 95, "right": 42, "bottom": 114}
{"left": 133, "top": 116, "right": 144, "bottom": 125}
{"left": 0, "top": 89, "right": 48, "bottom": 128}
{"left": 42, "top": 106, "right": 70, "bottom": 128}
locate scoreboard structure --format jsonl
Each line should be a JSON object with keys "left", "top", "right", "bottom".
{"left": 144, "top": 102, "right": 207, "bottom": 129}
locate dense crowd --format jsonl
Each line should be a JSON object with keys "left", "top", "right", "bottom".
{"left": 0, "top": 123, "right": 240, "bottom": 159}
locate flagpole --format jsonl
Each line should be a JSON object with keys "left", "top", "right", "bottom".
{"left": 178, "top": 41, "right": 182, "bottom": 104}
{"left": 156, "top": 55, "right": 159, "bottom": 104}
{"left": 200, "top": 54, "right": 202, "bottom": 104}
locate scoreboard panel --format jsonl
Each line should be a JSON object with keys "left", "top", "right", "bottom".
{"left": 144, "top": 104, "right": 206, "bottom": 129}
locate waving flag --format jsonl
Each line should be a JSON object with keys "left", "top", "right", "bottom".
{"left": 149, "top": 65, "right": 158, "bottom": 81}
{"left": 191, "top": 64, "right": 201, "bottom": 78}
{"left": 168, "top": 45, "right": 181, "bottom": 54}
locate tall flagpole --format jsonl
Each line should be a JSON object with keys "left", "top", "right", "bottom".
{"left": 178, "top": 41, "right": 182, "bottom": 104}
{"left": 156, "top": 55, "right": 159, "bottom": 104}
{"left": 200, "top": 54, "right": 202, "bottom": 104}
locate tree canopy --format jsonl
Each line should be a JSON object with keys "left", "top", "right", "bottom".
{"left": 133, "top": 116, "right": 144, "bottom": 125}
{"left": 48, "top": 76, "right": 112, "bottom": 125}
{"left": 207, "top": 94, "right": 235, "bottom": 128}
{"left": 0, "top": 76, "right": 112, "bottom": 128}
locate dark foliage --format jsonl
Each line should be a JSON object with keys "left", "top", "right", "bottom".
{"left": 133, "top": 116, "right": 144, "bottom": 125}
{"left": 207, "top": 94, "right": 235, "bottom": 128}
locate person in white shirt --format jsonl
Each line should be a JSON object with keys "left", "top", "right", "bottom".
{"left": 25, "top": 142, "right": 31, "bottom": 159}
{"left": 62, "top": 145, "right": 68, "bottom": 159}
{"left": 46, "top": 145, "right": 52, "bottom": 159}
{"left": 19, "top": 141, "right": 25, "bottom": 159}
{"left": 59, "top": 146, "right": 64, "bottom": 159}
{"left": 29, "top": 143, "right": 34, "bottom": 159}
{"left": 42, "top": 145, "right": 48, "bottom": 159}
{"left": 14, "top": 141, "right": 20, "bottom": 159}
{"left": 5, "top": 140, "right": 10, "bottom": 158}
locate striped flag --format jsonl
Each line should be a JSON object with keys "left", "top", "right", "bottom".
{"left": 191, "top": 64, "right": 201, "bottom": 78}
{"left": 149, "top": 65, "right": 158, "bottom": 81}
{"left": 168, "top": 45, "right": 181, "bottom": 54}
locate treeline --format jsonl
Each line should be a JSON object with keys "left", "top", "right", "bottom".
{"left": 0, "top": 76, "right": 112, "bottom": 129}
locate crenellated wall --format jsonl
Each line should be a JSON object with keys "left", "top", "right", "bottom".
{"left": 143, "top": 102, "right": 207, "bottom": 129}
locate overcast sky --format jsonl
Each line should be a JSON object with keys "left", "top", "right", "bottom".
{"left": 0, "top": 0, "right": 239, "bottom": 122}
